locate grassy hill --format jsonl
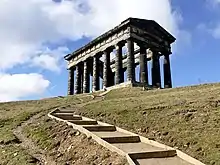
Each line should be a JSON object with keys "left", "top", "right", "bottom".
{"left": 1, "top": 83, "right": 220, "bottom": 165}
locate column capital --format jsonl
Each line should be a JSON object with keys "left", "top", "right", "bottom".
{"left": 115, "top": 41, "right": 126, "bottom": 48}
{"left": 137, "top": 42, "right": 148, "bottom": 49}
{"left": 151, "top": 51, "right": 160, "bottom": 60}
{"left": 104, "top": 46, "right": 114, "bottom": 53}
{"left": 139, "top": 46, "right": 147, "bottom": 54}
{"left": 126, "top": 37, "right": 133, "bottom": 42}
{"left": 68, "top": 65, "right": 75, "bottom": 70}
{"left": 163, "top": 51, "right": 172, "bottom": 56}
{"left": 95, "top": 52, "right": 103, "bottom": 58}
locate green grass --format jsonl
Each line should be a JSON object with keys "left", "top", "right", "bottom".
{"left": 23, "top": 117, "right": 56, "bottom": 150}
{"left": 0, "top": 145, "right": 37, "bottom": 165}
{"left": 1, "top": 83, "right": 220, "bottom": 165}
{"left": 0, "top": 95, "right": 93, "bottom": 165}
{"left": 77, "top": 83, "right": 220, "bottom": 165}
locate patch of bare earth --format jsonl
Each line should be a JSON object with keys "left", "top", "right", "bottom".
{"left": 23, "top": 114, "right": 128, "bottom": 165}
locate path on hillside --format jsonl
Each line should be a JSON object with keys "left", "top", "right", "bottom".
{"left": 49, "top": 110, "right": 205, "bottom": 165}
{"left": 11, "top": 93, "right": 108, "bottom": 165}
{"left": 13, "top": 112, "right": 56, "bottom": 165}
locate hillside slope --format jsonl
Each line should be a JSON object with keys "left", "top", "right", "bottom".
{"left": 78, "top": 83, "right": 220, "bottom": 165}
{"left": 0, "top": 95, "right": 127, "bottom": 165}
{"left": 0, "top": 83, "right": 220, "bottom": 165}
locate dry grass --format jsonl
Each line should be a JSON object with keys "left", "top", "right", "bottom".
{"left": 77, "top": 83, "right": 220, "bottom": 165}
{"left": 23, "top": 115, "right": 127, "bottom": 165}
{"left": 0, "top": 95, "right": 93, "bottom": 165}
{"left": 0, "top": 83, "right": 220, "bottom": 165}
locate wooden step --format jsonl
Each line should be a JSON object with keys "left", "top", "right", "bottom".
{"left": 53, "top": 114, "right": 82, "bottom": 120}
{"left": 102, "top": 136, "right": 140, "bottom": 143}
{"left": 135, "top": 156, "right": 192, "bottom": 165}
{"left": 129, "top": 150, "right": 177, "bottom": 159}
{"left": 53, "top": 113, "right": 74, "bottom": 115}
{"left": 68, "top": 120, "right": 98, "bottom": 125}
{"left": 56, "top": 110, "right": 75, "bottom": 113}
{"left": 83, "top": 125, "right": 116, "bottom": 131}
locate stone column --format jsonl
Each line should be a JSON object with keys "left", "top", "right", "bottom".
{"left": 139, "top": 46, "right": 148, "bottom": 84}
{"left": 83, "top": 60, "right": 89, "bottom": 93}
{"left": 164, "top": 54, "right": 172, "bottom": 88}
{"left": 151, "top": 51, "right": 161, "bottom": 88}
{"left": 75, "top": 65, "right": 81, "bottom": 94}
{"left": 127, "top": 38, "right": 135, "bottom": 82}
{"left": 156, "top": 55, "right": 161, "bottom": 88}
{"left": 93, "top": 55, "right": 100, "bottom": 91}
{"left": 115, "top": 43, "right": 123, "bottom": 84}
{"left": 103, "top": 49, "right": 110, "bottom": 89}
{"left": 67, "top": 68, "right": 74, "bottom": 95}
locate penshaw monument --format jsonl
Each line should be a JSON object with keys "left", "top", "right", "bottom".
{"left": 64, "top": 17, "right": 176, "bottom": 95}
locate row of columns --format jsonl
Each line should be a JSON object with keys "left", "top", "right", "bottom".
{"left": 68, "top": 38, "right": 172, "bottom": 95}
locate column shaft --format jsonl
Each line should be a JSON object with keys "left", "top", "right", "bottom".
{"left": 127, "top": 39, "right": 135, "bottom": 82}
{"left": 103, "top": 50, "right": 110, "bottom": 88}
{"left": 75, "top": 65, "right": 81, "bottom": 94}
{"left": 67, "top": 68, "right": 74, "bottom": 95}
{"left": 83, "top": 61, "right": 89, "bottom": 93}
{"left": 139, "top": 47, "right": 148, "bottom": 84}
{"left": 115, "top": 44, "right": 123, "bottom": 84}
{"left": 93, "top": 56, "right": 100, "bottom": 91}
{"left": 164, "top": 54, "right": 172, "bottom": 88}
{"left": 151, "top": 52, "right": 161, "bottom": 88}
{"left": 156, "top": 56, "right": 161, "bottom": 88}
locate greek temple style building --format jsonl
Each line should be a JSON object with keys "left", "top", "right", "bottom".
{"left": 65, "top": 18, "right": 176, "bottom": 95}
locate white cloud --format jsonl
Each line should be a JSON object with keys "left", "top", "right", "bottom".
{"left": 31, "top": 46, "right": 69, "bottom": 72}
{"left": 0, "top": 0, "right": 188, "bottom": 101}
{"left": 0, "top": 0, "right": 186, "bottom": 72}
{"left": 0, "top": 73, "right": 50, "bottom": 102}
{"left": 32, "top": 54, "right": 60, "bottom": 72}
{"left": 208, "top": 0, "right": 220, "bottom": 6}
{"left": 197, "top": 22, "right": 220, "bottom": 39}
{"left": 210, "top": 23, "right": 220, "bottom": 39}
{"left": 201, "top": 1, "right": 220, "bottom": 39}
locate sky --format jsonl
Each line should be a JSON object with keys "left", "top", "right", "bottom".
{"left": 0, "top": 0, "right": 220, "bottom": 102}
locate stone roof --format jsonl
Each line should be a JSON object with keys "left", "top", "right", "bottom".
{"left": 64, "top": 17, "right": 176, "bottom": 61}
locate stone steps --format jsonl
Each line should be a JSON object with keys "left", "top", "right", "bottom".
{"left": 92, "top": 131, "right": 132, "bottom": 138}
{"left": 112, "top": 142, "right": 165, "bottom": 153}
{"left": 128, "top": 150, "right": 177, "bottom": 159}
{"left": 68, "top": 120, "right": 98, "bottom": 125}
{"left": 48, "top": 110, "right": 205, "bottom": 165}
{"left": 134, "top": 156, "right": 194, "bottom": 165}
{"left": 83, "top": 125, "right": 116, "bottom": 131}
{"left": 102, "top": 136, "right": 140, "bottom": 143}
{"left": 53, "top": 113, "right": 82, "bottom": 120}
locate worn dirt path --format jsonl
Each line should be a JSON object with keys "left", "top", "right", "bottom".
{"left": 13, "top": 112, "right": 56, "bottom": 165}
{"left": 11, "top": 91, "right": 110, "bottom": 165}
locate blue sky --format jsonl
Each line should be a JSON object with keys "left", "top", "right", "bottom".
{"left": 171, "top": 0, "right": 220, "bottom": 86}
{"left": 0, "top": 0, "right": 220, "bottom": 101}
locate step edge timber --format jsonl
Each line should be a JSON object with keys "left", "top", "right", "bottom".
{"left": 83, "top": 125, "right": 116, "bottom": 131}
{"left": 128, "top": 150, "right": 177, "bottom": 159}
{"left": 48, "top": 109, "right": 206, "bottom": 165}
{"left": 102, "top": 136, "right": 140, "bottom": 143}
{"left": 115, "top": 126, "right": 206, "bottom": 165}
{"left": 65, "top": 116, "right": 82, "bottom": 120}
{"left": 68, "top": 120, "right": 98, "bottom": 125}
{"left": 54, "top": 111, "right": 75, "bottom": 113}
{"left": 52, "top": 115, "right": 82, "bottom": 120}
{"left": 47, "top": 113, "right": 128, "bottom": 157}
{"left": 53, "top": 112, "right": 74, "bottom": 115}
